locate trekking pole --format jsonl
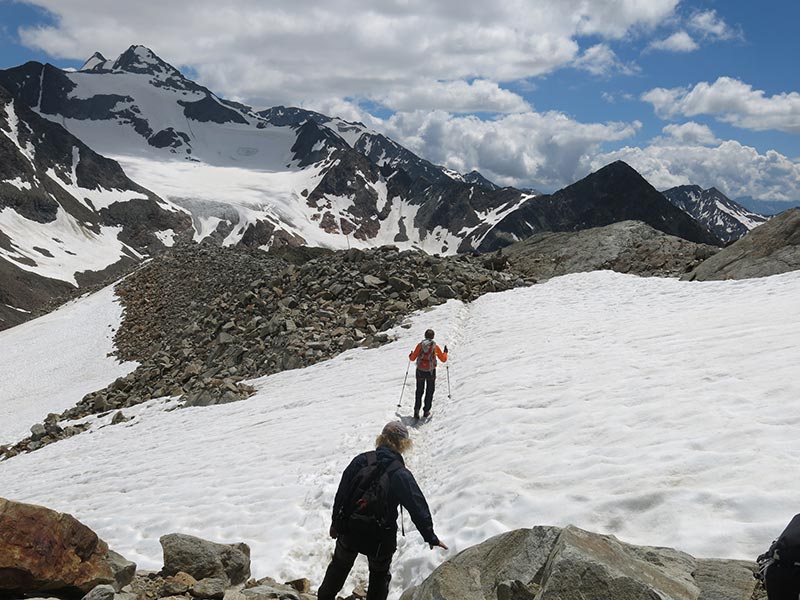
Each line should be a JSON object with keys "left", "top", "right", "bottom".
{"left": 446, "top": 364, "right": 451, "bottom": 399}
{"left": 397, "top": 361, "right": 411, "bottom": 407}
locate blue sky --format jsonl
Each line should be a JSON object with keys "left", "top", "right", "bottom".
{"left": 1, "top": 0, "right": 799, "bottom": 201}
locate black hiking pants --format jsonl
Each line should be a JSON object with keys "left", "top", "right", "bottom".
{"left": 766, "top": 562, "right": 800, "bottom": 600}
{"left": 414, "top": 368, "right": 436, "bottom": 414}
{"left": 317, "top": 533, "right": 396, "bottom": 600}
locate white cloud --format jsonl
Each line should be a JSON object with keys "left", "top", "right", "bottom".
{"left": 16, "top": 0, "right": 680, "bottom": 108}
{"left": 659, "top": 122, "right": 719, "bottom": 146}
{"left": 373, "top": 109, "right": 639, "bottom": 189}
{"left": 687, "top": 9, "right": 738, "bottom": 41}
{"left": 573, "top": 44, "right": 638, "bottom": 76}
{"left": 592, "top": 141, "right": 800, "bottom": 201}
{"left": 642, "top": 77, "right": 800, "bottom": 133}
{"left": 372, "top": 80, "right": 531, "bottom": 114}
{"left": 648, "top": 31, "right": 698, "bottom": 53}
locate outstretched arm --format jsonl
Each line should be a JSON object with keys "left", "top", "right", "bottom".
{"left": 392, "top": 469, "right": 441, "bottom": 547}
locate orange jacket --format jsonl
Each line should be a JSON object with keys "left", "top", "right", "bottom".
{"left": 409, "top": 342, "right": 448, "bottom": 363}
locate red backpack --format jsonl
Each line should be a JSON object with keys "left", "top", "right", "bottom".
{"left": 416, "top": 339, "right": 437, "bottom": 372}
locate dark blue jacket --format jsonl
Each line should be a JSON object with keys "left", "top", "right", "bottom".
{"left": 331, "top": 445, "right": 440, "bottom": 546}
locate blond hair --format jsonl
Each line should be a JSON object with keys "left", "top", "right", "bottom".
{"left": 375, "top": 433, "right": 412, "bottom": 454}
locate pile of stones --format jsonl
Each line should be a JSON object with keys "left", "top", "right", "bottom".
{"left": 2, "top": 240, "right": 522, "bottom": 459}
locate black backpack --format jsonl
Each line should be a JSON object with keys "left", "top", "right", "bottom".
{"left": 334, "top": 452, "right": 402, "bottom": 545}
{"left": 756, "top": 514, "right": 800, "bottom": 581}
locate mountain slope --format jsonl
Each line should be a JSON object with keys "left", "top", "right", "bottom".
{"left": 0, "top": 48, "right": 529, "bottom": 255}
{"left": 662, "top": 184, "right": 769, "bottom": 244}
{"left": 1, "top": 270, "right": 798, "bottom": 598}
{"left": 477, "top": 161, "right": 722, "bottom": 250}
{"left": 685, "top": 207, "right": 800, "bottom": 280}
{"left": 0, "top": 82, "right": 190, "bottom": 329}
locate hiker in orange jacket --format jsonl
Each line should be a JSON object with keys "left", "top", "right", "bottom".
{"left": 408, "top": 329, "right": 448, "bottom": 420}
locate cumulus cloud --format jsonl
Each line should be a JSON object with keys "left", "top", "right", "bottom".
{"left": 573, "top": 44, "right": 638, "bottom": 76}
{"left": 642, "top": 77, "right": 800, "bottom": 133}
{"left": 324, "top": 106, "right": 640, "bottom": 190}
{"left": 659, "top": 122, "right": 719, "bottom": 146}
{"left": 372, "top": 80, "right": 531, "bottom": 114}
{"left": 592, "top": 141, "right": 800, "bottom": 201}
{"left": 648, "top": 31, "right": 698, "bottom": 53}
{"left": 16, "top": 0, "right": 680, "bottom": 108}
{"left": 687, "top": 9, "right": 739, "bottom": 41}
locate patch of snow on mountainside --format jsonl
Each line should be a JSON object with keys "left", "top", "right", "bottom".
{"left": 0, "top": 283, "right": 136, "bottom": 445}
{"left": 0, "top": 207, "right": 143, "bottom": 285}
{"left": 328, "top": 117, "right": 367, "bottom": 148}
{"left": 3, "top": 102, "right": 35, "bottom": 160}
{"left": 2, "top": 271, "right": 798, "bottom": 599}
{"left": 45, "top": 148, "right": 148, "bottom": 211}
{"left": 1, "top": 176, "right": 32, "bottom": 190}
{"left": 715, "top": 200, "right": 766, "bottom": 230}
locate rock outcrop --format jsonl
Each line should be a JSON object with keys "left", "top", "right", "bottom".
{"left": 502, "top": 220, "right": 719, "bottom": 281}
{"left": 0, "top": 497, "right": 135, "bottom": 597}
{"left": 402, "top": 525, "right": 761, "bottom": 600}
{"left": 685, "top": 207, "right": 800, "bottom": 281}
{"left": 160, "top": 533, "right": 250, "bottom": 586}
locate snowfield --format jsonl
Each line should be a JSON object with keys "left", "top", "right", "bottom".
{"left": 0, "top": 284, "right": 137, "bottom": 445}
{"left": 1, "top": 270, "right": 799, "bottom": 599}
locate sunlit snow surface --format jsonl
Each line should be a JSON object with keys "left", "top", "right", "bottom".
{"left": 0, "top": 284, "right": 137, "bottom": 444}
{"left": 1, "top": 271, "right": 799, "bottom": 599}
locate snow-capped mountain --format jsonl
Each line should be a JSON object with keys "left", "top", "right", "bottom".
{"left": 0, "top": 46, "right": 720, "bottom": 265}
{"left": 0, "top": 46, "right": 538, "bottom": 255}
{"left": 662, "top": 185, "right": 769, "bottom": 244}
{"left": 0, "top": 81, "right": 189, "bottom": 329}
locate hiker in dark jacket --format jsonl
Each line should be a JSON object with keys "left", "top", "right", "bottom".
{"left": 408, "top": 329, "right": 448, "bottom": 419}
{"left": 759, "top": 513, "right": 800, "bottom": 599}
{"left": 317, "top": 421, "right": 447, "bottom": 600}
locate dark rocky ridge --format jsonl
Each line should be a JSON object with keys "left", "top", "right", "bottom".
{"left": 478, "top": 161, "right": 722, "bottom": 251}
{"left": 684, "top": 207, "right": 800, "bottom": 281}
{"left": 503, "top": 220, "right": 720, "bottom": 281}
{"left": 1, "top": 241, "right": 522, "bottom": 459}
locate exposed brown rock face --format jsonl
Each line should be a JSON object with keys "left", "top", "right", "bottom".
{"left": 0, "top": 497, "right": 135, "bottom": 596}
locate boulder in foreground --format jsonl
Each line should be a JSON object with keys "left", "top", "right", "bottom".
{"left": 402, "top": 524, "right": 760, "bottom": 600}
{"left": 0, "top": 497, "right": 135, "bottom": 596}
{"left": 160, "top": 532, "right": 250, "bottom": 585}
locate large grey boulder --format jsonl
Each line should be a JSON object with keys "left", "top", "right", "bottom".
{"left": 685, "top": 207, "right": 800, "bottom": 280}
{"left": 159, "top": 533, "right": 250, "bottom": 585}
{"left": 537, "top": 526, "right": 698, "bottom": 600}
{"left": 407, "top": 525, "right": 759, "bottom": 600}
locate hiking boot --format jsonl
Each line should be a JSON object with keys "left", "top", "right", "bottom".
{"left": 413, "top": 411, "right": 420, "bottom": 420}
{"left": 423, "top": 410, "right": 431, "bottom": 418}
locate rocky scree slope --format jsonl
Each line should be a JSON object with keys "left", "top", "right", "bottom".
{"left": 0, "top": 241, "right": 522, "bottom": 460}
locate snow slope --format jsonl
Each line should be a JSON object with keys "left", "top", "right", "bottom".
{"left": 1, "top": 271, "right": 799, "bottom": 599}
{"left": 0, "top": 284, "right": 137, "bottom": 444}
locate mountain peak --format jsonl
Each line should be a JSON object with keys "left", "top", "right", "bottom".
{"left": 79, "top": 51, "right": 110, "bottom": 72}
{"left": 111, "top": 45, "right": 181, "bottom": 78}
